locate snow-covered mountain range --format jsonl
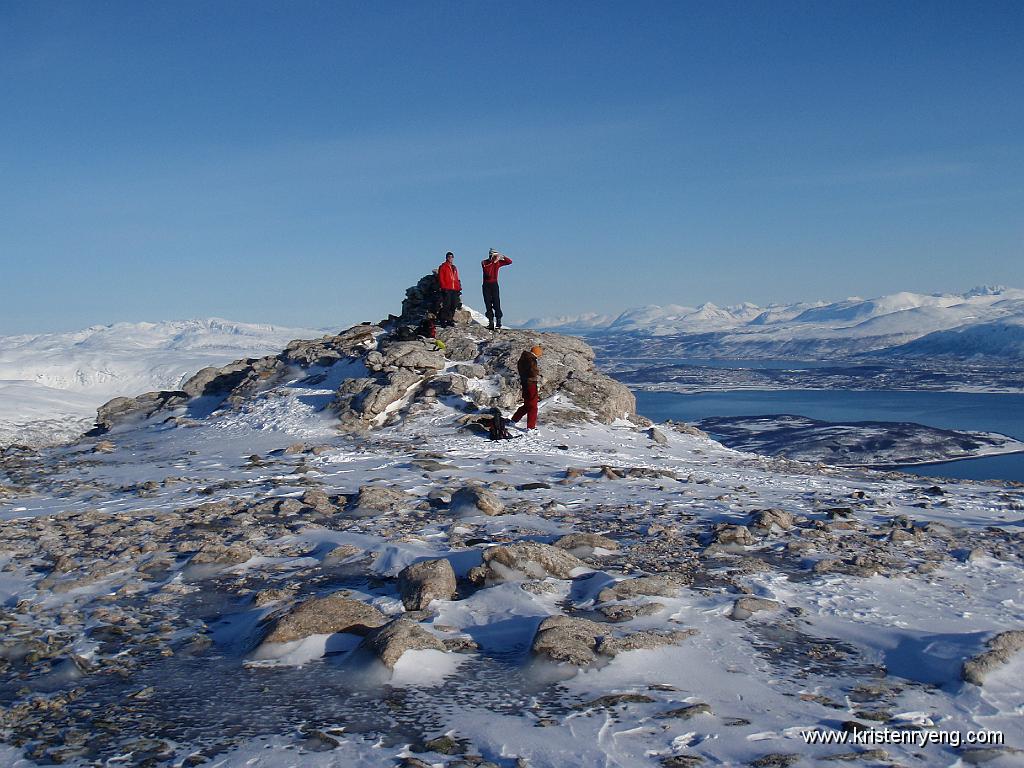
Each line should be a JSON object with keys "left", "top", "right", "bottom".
{"left": 522, "top": 286, "right": 1024, "bottom": 360}
{"left": 0, "top": 318, "right": 326, "bottom": 447}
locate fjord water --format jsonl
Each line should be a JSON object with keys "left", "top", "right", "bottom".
{"left": 635, "top": 389, "right": 1024, "bottom": 482}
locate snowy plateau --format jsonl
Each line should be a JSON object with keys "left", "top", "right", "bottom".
{"left": 0, "top": 279, "right": 1021, "bottom": 768}
{"left": 0, "top": 319, "right": 326, "bottom": 448}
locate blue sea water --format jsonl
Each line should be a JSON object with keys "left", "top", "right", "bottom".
{"left": 634, "top": 389, "right": 1024, "bottom": 483}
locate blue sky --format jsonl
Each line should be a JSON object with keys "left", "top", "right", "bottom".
{"left": 1, "top": 0, "right": 1021, "bottom": 333}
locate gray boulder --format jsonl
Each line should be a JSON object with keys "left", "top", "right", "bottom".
{"left": 91, "top": 390, "right": 189, "bottom": 434}
{"left": 451, "top": 484, "right": 505, "bottom": 516}
{"left": 750, "top": 509, "right": 795, "bottom": 532}
{"left": 379, "top": 340, "right": 446, "bottom": 371}
{"left": 598, "top": 574, "right": 689, "bottom": 604}
{"left": 531, "top": 615, "right": 696, "bottom": 666}
{"left": 482, "top": 542, "right": 586, "bottom": 580}
{"left": 398, "top": 558, "right": 457, "bottom": 610}
{"left": 353, "top": 485, "right": 412, "bottom": 512}
{"left": 361, "top": 618, "right": 446, "bottom": 668}
{"left": 263, "top": 594, "right": 387, "bottom": 643}
{"left": 554, "top": 532, "right": 619, "bottom": 555}
{"left": 962, "top": 630, "right": 1024, "bottom": 685}
{"left": 730, "top": 597, "right": 782, "bottom": 621}
{"left": 712, "top": 524, "right": 755, "bottom": 546}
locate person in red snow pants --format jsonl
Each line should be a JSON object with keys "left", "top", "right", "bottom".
{"left": 512, "top": 345, "right": 542, "bottom": 429}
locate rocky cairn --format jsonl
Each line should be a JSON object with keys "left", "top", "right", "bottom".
{"left": 89, "top": 274, "right": 637, "bottom": 436}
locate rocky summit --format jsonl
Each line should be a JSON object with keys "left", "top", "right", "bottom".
{"left": 0, "top": 277, "right": 1022, "bottom": 768}
{"left": 89, "top": 274, "right": 636, "bottom": 438}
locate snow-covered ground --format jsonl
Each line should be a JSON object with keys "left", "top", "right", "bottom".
{"left": 0, "top": 331, "right": 1021, "bottom": 767}
{"left": 523, "top": 287, "right": 1024, "bottom": 362}
{"left": 0, "top": 318, "right": 326, "bottom": 447}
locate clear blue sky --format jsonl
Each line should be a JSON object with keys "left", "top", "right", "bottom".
{"left": 1, "top": 0, "right": 1021, "bottom": 333}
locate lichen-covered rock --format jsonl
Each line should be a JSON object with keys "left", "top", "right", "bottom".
{"left": 649, "top": 427, "right": 669, "bottom": 445}
{"left": 598, "top": 574, "right": 689, "bottom": 603}
{"left": 379, "top": 341, "right": 446, "bottom": 371}
{"left": 263, "top": 594, "right": 387, "bottom": 643}
{"left": 361, "top": 618, "right": 446, "bottom": 668}
{"left": 749, "top": 509, "right": 795, "bottom": 532}
{"left": 729, "top": 597, "right": 781, "bottom": 621}
{"left": 451, "top": 485, "right": 505, "bottom": 516}
{"left": 531, "top": 615, "right": 606, "bottom": 666}
{"left": 482, "top": 542, "right": 586, "bottom": 580}
{"left": 600, "top": 628, "right": 697, "bottom": 655}
{"left": 398, "top": 559, "right": 457, "bottom": 610}
{"left": 962, "top": 630, "right": 1024, "bottom": 685}
{"left": 712, "top": 524, "right": 755, "bottom": 546}
{"left": 531, "top": 615, "right": 697, "bottom": 666}
{"left": 353, "top": 485, "right": 412, "bottom": 512}
{"left": 553, "top": 532, "right": 619, "bottom": 555}
{"left": 190, "top": 542, "right": 253, "bottom": 566}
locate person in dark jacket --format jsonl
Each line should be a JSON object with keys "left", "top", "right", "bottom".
{"left": 437, "top": 252, "right": 461, "bottom": 327}
{"left": 512, "top": 345, "right": 542, "bottom": 430}
{"left": 481, "top": 248, "right": 512, "bottom": 331}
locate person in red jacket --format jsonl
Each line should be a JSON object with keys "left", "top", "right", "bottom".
{"left": 481, "top": 248, "right": 512, "bottom": 331}
{"left": 512, "top": 345, "right": 542, "bottom": 430}
{"left": 437, "top": 252, "right": 461, "bottom": 327}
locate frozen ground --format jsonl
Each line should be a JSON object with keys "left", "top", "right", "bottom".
{"left": 0, "top": 345, "right": 1022, "bottom": 767}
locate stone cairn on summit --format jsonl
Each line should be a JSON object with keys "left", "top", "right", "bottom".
{"left": 89, "top": 274, "right": 638, "bottom": 436}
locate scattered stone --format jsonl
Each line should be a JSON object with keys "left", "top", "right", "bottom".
{"left": 750, "top": 508, "right": 795, "bottom": 532}
{"left": 361, "top": 618, "right": 446, "bottom": 668}
{"left": 750, "top": 755, "right": 799, "bottom": 768}
{"left": 656, "top": 702, "right": 712, "bottom": 720}
{"left": 190, "top": 542, "right": 253, "bottom": 566}
{"left": 586, "top": 692, "right": 655, "bottom": 708}
{"left": 661, "top": 756, "right": 704, "bottom": 767}
{"left": 820, "top": 749, "right": 889, "bottom": 762}
{"left": 451, "top": 484, "right": 505, "bottom": 516}
{"left": 93, "top": 440, "right": 116, "bottom": 454}
{"left": 482, "top": 542, "right": 586, "bottom": 580}
{"left": 263, "top": 594, "right": 387, "bottom": 643}
{"left": 962, "top": 629, "right": 1024, "bottom": 685}
{"left": 554, "top": 532, "right": 619, "bottom": 554}
{"left": 353, "top": 485, "right": 411, "bottom": 512}
{"left": 712, "top": 524, "right": 755, "bottom": 546}
{"left": 398, "top": 558, "right": 457, "bottom": 610}
{"left": 959, "top": 747, "right": 1024, "bottom": 765}
{"left": 598, "top": 574, "right": 688, "bottom": 603}
{"left": 599, "top": 602, "right": 665, "bottom": 622}
{"left": 730, "top": 597, "right": 781, "bottom": 621}
{"left": 649, "top": 427, "right": 669, "bottom": 445}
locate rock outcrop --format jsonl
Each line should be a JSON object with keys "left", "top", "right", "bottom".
{"left": 87, "top": 274, "right": 636, "bottom": 437}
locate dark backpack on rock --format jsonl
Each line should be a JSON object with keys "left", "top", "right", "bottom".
{"left": 488, "top": 412, "right": 514, "bottom": 440}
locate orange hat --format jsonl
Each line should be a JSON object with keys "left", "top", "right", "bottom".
{"left": 531, "top": 345, "right": 543, "bottom": 357}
